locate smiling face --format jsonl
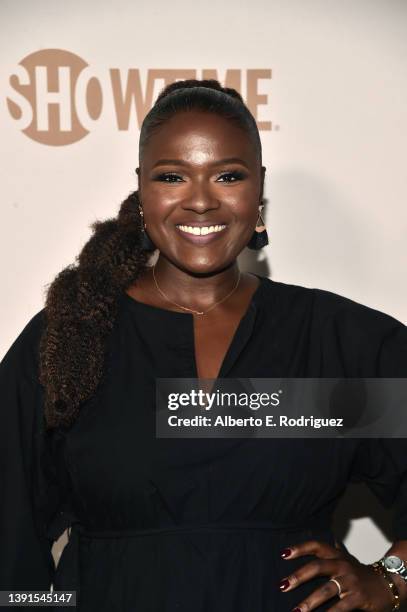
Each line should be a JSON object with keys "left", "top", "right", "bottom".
{"left": 137, "top": 110, "right": 265, "bottom": 275}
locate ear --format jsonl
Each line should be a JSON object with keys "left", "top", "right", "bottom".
{"left": 260, "top": 166, "right": 266, "bottom": 203}
{"left": 135, "top": 167, "right": 141, "bottom": 193}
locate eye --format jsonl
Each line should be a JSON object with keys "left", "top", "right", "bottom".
{"left": 152, "top": 170, "right": 246, "bottom": 183}
{"left": 217, "top": 171, "right": 246, "bottom": 183}
{"left": 153, "top": 172, "right": 184, "bottom": 183}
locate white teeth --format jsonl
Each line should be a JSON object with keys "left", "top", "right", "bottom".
{"left": 177, "top": 225, "right": 226, "bottom": 236}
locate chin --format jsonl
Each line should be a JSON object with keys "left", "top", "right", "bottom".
{"left": 181, "top": 260, "right": 234, "bottom": 277}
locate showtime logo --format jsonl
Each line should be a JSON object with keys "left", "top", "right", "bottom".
{"left": 6, "top": 49, "right": 272, "bottom": 147}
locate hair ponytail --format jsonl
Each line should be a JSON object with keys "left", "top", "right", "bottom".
{"left": 39, "top": 190, "right": 150, "bottom": 429}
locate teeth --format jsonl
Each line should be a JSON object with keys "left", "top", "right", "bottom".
{"left": 177, "top": 225, "right": 226, "bottom": 236}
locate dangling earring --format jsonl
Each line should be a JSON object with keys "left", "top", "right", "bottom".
{"left": 247, "top": 203, "right": 269, "bottom": 250}
{"left": 138, "top": 202, "right": 157, "bottom": 251}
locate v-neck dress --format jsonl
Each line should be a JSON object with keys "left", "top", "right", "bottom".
{"left": 1, "top": 274, "right": 407, "bottom": 612}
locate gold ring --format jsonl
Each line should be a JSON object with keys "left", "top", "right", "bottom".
{"left": 329, "top": 577, "right": 342, "bottom": 596}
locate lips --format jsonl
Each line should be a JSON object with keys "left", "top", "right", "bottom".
{"left": 175, "top": 222, "right": 227, "bottom": 227}
{"left": 175, "top": 223, "right": 228, "bottom": 245}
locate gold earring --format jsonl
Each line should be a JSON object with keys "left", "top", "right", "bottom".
{"left": 255, "top": 204, "right": 266, "bottom": 233}
{"left": 247, "top": 203, "right": 269, "bottom": 250}
{"left": 138, "top": 202, "right": 156, "bottom": 251}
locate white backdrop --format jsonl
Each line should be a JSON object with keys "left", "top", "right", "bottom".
{"left": 1, "top": 0, "right": 406, "bottom": 571}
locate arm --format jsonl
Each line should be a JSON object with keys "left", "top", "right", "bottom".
{"left": 0, "top": 310, "right": 62, "bottom": 601}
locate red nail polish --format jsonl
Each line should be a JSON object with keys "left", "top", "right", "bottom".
{"left": 281, "top": 548, "right": 292, "bottom": 558}
{"left": 279, "top": 578, "right": 290, "bottom": 590}
{"left": 292, "top": 608, "right": 302, "bottom": 612}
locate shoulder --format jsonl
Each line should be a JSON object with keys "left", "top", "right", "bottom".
{"left": 261, "top": 275, "right": 404, "bottom": 331}
{"left": 310, "top": 284, "right": 405, "bottom": 340}
{"left": 259, "top": 276, "right": 315, "bottom": 315}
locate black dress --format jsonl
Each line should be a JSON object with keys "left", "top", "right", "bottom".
{"left": 1, "top": 274, "right": 407, "bottom": 612}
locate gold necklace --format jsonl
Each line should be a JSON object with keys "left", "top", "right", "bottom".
{"left": 152, "top": 265, "right": 241, "bottom": 316}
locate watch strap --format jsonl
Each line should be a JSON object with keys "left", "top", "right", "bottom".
{"left": 371, "top": 562, "right": 400, "bottom": 611}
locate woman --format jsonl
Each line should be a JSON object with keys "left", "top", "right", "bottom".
{"left": 1, "top": 79, "right": 407, "bottom": 612}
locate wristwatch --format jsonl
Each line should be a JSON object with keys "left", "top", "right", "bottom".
{"left": 380, "top": 555, "right": 407, "bottom": 583}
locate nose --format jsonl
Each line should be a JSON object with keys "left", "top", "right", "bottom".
{"left": 181, "top": 181, "right": 220, "bottom": 214}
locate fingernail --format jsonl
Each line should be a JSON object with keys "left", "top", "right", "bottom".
{"left": 292, "top": 608, "right": 302, "bottom": 612}
{"left": 279, "top": 578, "right": 290, "bottom": 591}
{"left": 281, "top": 547, "right": 292, "bottom": 558}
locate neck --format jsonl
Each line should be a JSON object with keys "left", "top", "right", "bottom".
{"left": 149, "top": 258, "right": 241, "bottom": 310}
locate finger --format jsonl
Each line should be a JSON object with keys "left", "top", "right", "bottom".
{"left": 290, "top": 577, "right": 343, "bottom": 611}
{"left": 326, "top": 592, "right": 361, "bottom": 612}
{"left": 279, "top": 559, "right": 347, "bottom": 593}
{"left": 326, "top": 575, "right": 350, "bottom": 600}
{"left": 282, "top": 540, "right": 344, "bottom": 561}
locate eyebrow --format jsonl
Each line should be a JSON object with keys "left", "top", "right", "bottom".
{"left": 152, "top": 157, "right": 250, "bottom": 169}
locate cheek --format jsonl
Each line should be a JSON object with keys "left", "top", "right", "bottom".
{"left": 220, "top": 183, "right": 260, "bottom": 215}
{"left": 141, "top": 198, "right": 175, "bottom": 229}
{"left": 139, "top": 178, "right": 180, "bottom": 211}
{"left": 231, "top": 199, "right": 259, "bottom": 226}
{"left": 144, "top": 183, "right": 180, "bottom": 202}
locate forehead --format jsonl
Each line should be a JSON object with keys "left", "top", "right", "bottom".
{"left": 141, "top": 110, "right": 257, "bottom": 166}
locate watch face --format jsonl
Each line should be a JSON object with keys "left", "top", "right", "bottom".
{"left": 384, "top": 555, "right": 403, "bottom": 572}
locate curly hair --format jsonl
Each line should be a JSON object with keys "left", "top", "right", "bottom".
{"left": 39, "top": 78, "right": 262, "bottom": 430}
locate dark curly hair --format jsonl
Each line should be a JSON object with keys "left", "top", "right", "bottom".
{"left": 39, "top": 78, "right": 262, "bottom": 430}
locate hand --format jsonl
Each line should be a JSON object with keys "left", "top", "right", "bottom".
{"left": 278, "top": 539, "right": 398, "bottom": 611}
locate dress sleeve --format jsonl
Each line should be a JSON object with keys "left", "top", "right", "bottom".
{"left": 0, "top": 309, "right": 63, "bottom": 592}
{"left": 348, "top": 318, "right": 407, "bottom": 541}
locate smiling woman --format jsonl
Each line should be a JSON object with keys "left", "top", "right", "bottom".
{"left": 138, "top": 124, "right": 259, "bottom": 256}
{"left": 1, "top": 79, "right": 407, "bottom": 612}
